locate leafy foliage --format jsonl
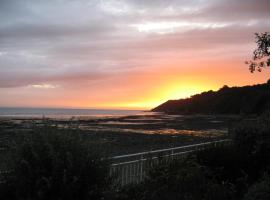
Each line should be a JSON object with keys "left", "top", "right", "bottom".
{"left": 244, "top": 174, "right": 270, "bottom": 200}
{"left": 231, "top": 114, "right": 270, "bottom": 180}
{"left": 115, "top": 157, "right": 234, "bottom": 200}
{"left": 196, "top": 145, "right": 249, "bottom": 197}
{"left": 246, "top": 32, "right": 270, "bottom": 73}
{"left": 0, "top": 126, "right": 111, "bottom": 200}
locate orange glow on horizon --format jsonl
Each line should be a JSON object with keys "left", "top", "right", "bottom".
{"left": 1, "top": 60, "right": 269, "bottom": 110}
{"left": 0, "top": 1, "right": 269, "bottom": 110}
{"left": 90, "top": 78, "right": 220, "bottom": 109}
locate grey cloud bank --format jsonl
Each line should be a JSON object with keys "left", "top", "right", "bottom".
{"left": 0, "top": 0, "right": 269, "bottom": 107}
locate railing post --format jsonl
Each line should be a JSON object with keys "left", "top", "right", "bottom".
{"left": 121, "top": 165, "right": 125, "bottom": 186}
{"left": 126, "top": 164, "right": 128, "bottom": 185}
{"left": 110, "top": 139, "right": 231, "bottom": 187}
{"left": 140, "top": 154, "right": 143, "bottom": 182}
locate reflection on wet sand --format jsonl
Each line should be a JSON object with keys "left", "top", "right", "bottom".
{"left": 0, "top": 113, "right": 235, "bottom": 155}
{"left": 2, "top": 113, "right": 232, "bottom": 136}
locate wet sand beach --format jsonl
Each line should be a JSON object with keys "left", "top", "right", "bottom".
{"left": 0, "top": 113, "right": 236, "bottom": 157}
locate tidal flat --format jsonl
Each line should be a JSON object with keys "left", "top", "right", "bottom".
{"left": 0, "top": 114, "right": 238, "bottom": 158}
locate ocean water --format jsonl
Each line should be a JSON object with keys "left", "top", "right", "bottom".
{"left": 0, "top": 107, "right": 147, "bottom": 118}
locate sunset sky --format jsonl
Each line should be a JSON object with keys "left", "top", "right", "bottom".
{"left": 0, "top": 0, "right": 270, "bottom": 109}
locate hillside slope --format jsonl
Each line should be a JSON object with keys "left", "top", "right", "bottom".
{"left": 152, "top": 81, "right": 270, "bottom": 114}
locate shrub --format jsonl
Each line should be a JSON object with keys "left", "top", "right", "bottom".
{"left": 230, "top": 115, "right": 270, "bottom": 179}
{"left": 116, "top": 157, "right": 233, "bottom": 200}
{"left": 196, "top": 145, "right": 249, "bottom": 198}
{"left": 0, "top": 126, "right": 111, "bottom": 200}
{"left": 244, "top": 173, "right": 270, "bottom": 200}
{"left": 232, "top": 113, "right": 270, "bottom": 152}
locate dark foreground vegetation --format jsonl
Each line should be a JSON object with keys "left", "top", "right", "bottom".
{"left": 0, "top": 112, "right": 270, "bottom": 200}
{"left": 0, "top": 126, "right": 112, "bottom": 200}
{"left": 115, "top": 113, "right": 270, "bottom": 200}
{"left": 153, "top": 80, "right": 270, "bottom": 114}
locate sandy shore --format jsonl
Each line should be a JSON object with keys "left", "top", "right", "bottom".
{"left": 0, "top": 114, "right": 238, "bottom": 157}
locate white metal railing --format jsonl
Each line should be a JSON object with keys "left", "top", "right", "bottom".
{"left": 0, "top": 139, "right": 232, "bottom": 186}
{"left": 110, "top": 139, "right": 232, "bottom": 186}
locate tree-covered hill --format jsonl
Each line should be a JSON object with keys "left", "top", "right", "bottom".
{"left": 152, "top": 80, "right": 270, "bottom": 114}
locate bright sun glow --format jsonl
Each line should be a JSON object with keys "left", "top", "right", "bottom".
{"left": 100, "top": 82, "right": 214, "bottom": 110}
{"left": 157, "top": 83, "right": 210, "bottom": 102}
{"left": 165, "top": 86, "right": 204, "bottom": 100}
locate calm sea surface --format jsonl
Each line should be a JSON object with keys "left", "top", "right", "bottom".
{"left": 0, "top": 107, "right": 148, "bottom": 118}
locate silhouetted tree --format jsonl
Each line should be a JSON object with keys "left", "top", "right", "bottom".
{"left": 152, "top": 81, "right": 270, "bottom": 114}
{"left": 246, "top": 32, "right": 270, "bottom": 73}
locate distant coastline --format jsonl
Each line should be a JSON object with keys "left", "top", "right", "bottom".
{"left": 153, "top": 81, "right": 270, "bottom": 115}
{"left": 0, "top": 107, "right": 147, "bottom": 119}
